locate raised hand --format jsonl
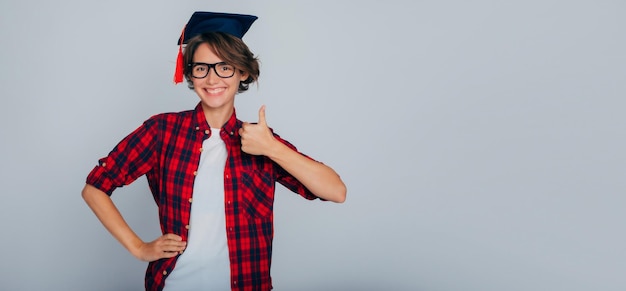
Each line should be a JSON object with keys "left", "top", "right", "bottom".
{"left": 135, "top": 233, "right": 187, "bottom": 262}
{"left": 239, "top": 105, "right": 277, "bottom": 156}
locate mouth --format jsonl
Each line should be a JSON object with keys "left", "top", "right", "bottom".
{"left": 204, "top": 87, "right": 226, "bottom": 95}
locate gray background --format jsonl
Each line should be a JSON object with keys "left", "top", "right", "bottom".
{"left": 1, "top": 0, "right": 624, "bottom": 290}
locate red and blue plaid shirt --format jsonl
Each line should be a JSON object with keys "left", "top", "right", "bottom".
{"left": 86, "top": 103, "right": 318, "bottom": 291}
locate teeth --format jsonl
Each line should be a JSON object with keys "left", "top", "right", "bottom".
{"left": 206, "top": 88, "right": 225, "bottom": 94}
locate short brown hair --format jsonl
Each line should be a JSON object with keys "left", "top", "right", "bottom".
{"left": 183, "top": 32, "right": 260, "bottom": 92}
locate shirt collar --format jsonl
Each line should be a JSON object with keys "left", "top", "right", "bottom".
{"left": 193, "top": 102, "right": 242, "bottom": 139}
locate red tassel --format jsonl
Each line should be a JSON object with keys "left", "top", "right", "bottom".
{"left": 173, "top": 25, "right": 186, "bottom": 84}
{"left": 174, "top": 46, "right": 184, "bottom": 84}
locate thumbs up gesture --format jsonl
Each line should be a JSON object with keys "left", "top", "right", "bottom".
{"left": 239, "top": 105, "right": 277, "bottom": 156}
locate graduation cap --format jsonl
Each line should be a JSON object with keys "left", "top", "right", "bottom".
{"left": 174, "top": 11, "right": 258, "bottom": 84}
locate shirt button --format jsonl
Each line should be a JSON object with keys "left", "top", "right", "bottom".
{"left": 195, "top": 126, "right": 199, "bottom": 131}
{"left": 230, "top": 131, "right": 234, "bottom": 135}
{"left": 188, "top": 198, "right": 193, "bottom": 203}
{"left": 163, "top": 270, "right": 168, "bottom": 276}
{"left": 193, "top": 171, "right": 197, "bottom": 176}
{"left": 227, "top": 201, "right": 231, "bottom": 205}
{"left": 205, "top": 129, "right": 210, "bottom": 134}
{"left": 199, "top": 148, "right": 203, "bottom": 152}
{"left": 101, "top": 162, "right": 107, "bottom": 167}
{"left": 185, "top": 225, "right": 190, "bottom": 230}
{"left": 225, "top": 174, "right": 230, "bottom": 179}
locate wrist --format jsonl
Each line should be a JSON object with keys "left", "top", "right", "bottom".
{"left": 128, "top": 238, "right": 146, "bottom": 260}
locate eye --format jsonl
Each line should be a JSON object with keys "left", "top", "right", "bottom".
{"left": 193, "top": 65, "right": 207, "bottom": 72}
{"left": 218, "top": 64, "right": 235, "bottom": 72}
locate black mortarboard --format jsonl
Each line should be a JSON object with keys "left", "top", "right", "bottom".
{"left": 174, "top": 11, "right": 258, "bottom": 84}
{"left": 178, "top": 11, "right": 258, "bottom": 44}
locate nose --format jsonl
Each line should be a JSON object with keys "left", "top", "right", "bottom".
{"left": 205, "top": 67, "right": 220, "bottom": 84}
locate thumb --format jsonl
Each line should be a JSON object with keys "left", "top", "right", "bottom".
{"left": 258, "top": 105, "right": 267, "bottom": 126}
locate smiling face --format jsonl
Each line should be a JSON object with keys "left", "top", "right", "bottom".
{"left": 191, "top": 43, "right": 249, "bottom": 118}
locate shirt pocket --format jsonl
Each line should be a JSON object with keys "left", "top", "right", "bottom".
{"left": 240, "top": 170, "right": 275, "bottom": 219}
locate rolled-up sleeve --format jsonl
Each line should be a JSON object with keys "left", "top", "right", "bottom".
{"left": 86, "top": 117, "right": 159, "bottom": 195}
{"left": 272, "top": 134, "right": 320, "bottom": 201}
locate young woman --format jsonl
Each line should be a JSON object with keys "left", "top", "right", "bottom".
{"left": 82, "top": 11, "right": 346, "bottom": 291}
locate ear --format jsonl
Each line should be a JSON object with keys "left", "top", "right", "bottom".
{"left": 239, "top": 70, "right": 249, "bottom": 82}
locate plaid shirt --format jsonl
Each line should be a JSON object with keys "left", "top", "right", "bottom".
{"left": 86, "top": 103, "right": 318, "bottom": 291}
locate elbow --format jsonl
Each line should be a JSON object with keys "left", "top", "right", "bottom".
{"left": 331, "top": 183, "right": 347, "bottom": 203}
{"left": 81, "top": 185, "right": 90, "bottom": 201}
{"left": 315, "top": 182, "right": 346, "bottom": 203}
{"left": 82, "top": 184, "right": 104, "bottom": 203}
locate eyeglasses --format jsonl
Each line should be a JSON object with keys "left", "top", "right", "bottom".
{"left": 188, "top": 62, "right": 236, "bottom": 79}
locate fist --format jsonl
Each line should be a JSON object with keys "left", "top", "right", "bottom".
{"left": 239, "top": 105, "right": 276, "bottom": 156}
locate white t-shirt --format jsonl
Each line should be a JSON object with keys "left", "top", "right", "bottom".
{"left": 164, "top": 129, "right": 230, "bottom": 291}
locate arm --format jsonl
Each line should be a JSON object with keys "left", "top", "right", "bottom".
{"left": 81, "top": 184, "right": 186, "bottom": 261}
{"left": 239, "top": 106, "right": 347, "bottom": 203}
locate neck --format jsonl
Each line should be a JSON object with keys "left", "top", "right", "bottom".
{"left": 201, "top": 105, "right": 234, "bottom": 128}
